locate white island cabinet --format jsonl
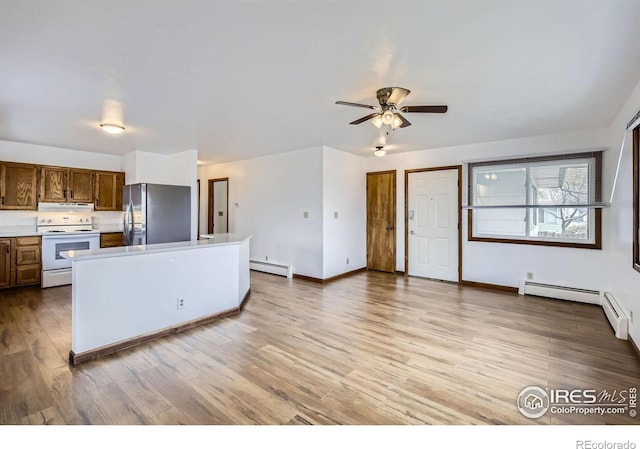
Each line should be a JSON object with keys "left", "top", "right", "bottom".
{"left": 62, "top": 233, "right": 251, "bottom": 364}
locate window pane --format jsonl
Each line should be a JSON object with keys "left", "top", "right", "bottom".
{"left": 474, "top": 167, "right": 526, "bottom": 206}
{"left": 531, "top": 208, "right": 591, "bottom": 241}
{"left": 474, "top": 208, "right": 527, "bottom": 237}
{"left": 469, "top": 152, "right": 600, "bottom": 247}
{"left": 531, "top": 162, "right": 589, "bottom": 206}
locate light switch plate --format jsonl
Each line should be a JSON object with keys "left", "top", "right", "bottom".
{"left": 334, "top": 211, "right": 338, "bottom": 219}
{"left": 303, "top": 211, "right": 309, "bottom": 219}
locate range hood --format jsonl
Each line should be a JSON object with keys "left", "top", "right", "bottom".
{"left": 38, "top": 203, "right": 95, "bottom": 212}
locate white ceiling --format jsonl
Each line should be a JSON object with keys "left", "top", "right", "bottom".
{"left": 2, "top": 1, "right": 640, "bottom": 164}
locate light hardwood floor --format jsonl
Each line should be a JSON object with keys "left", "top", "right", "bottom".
{"left": 1, "top": 271, "right": 639, "bottom": 425}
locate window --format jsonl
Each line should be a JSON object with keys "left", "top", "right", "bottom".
{"left": 468, "top": 152, "right": 602, "bottom": 249}
{"left": 633, "top": 126, "right": 640, "bottom": 272}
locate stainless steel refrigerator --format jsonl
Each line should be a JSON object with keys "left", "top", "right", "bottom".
{"left": 123, "top": 183, "right": 191, "bottom": 245}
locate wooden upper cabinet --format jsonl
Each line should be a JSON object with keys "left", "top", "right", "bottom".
{"left": 39, "top": 166, "right": 68, "bottom": 202}
{"left": 1, "top": 163, "right": 38, "bottom": 210}
{"left": 68, "top": 169, "right": 94, "bottom": 203}
{"left": 40, "top": 167, "right": 94, "bottom": 203}
{"left": 95, "top": 171, "right": 123, "bottom": 211}
{"left": 0, "top": 160, "right": 123, "bottom": 210}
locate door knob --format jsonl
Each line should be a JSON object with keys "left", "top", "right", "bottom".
{"left": 386, "top": 226, "right": 394, "bottom": 231}
{"left": 409, "top": 230, "right": 415, "bottom": 235}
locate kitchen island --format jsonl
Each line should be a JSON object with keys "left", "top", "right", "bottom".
{"left": 62, "top": 233, "right": 251, "bottom": 364}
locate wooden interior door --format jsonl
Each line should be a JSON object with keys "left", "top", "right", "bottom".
{"left": 367, "top": 171, "right": 396, "bottom": 273}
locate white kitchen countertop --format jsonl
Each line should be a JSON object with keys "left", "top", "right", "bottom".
{"left": 61, "top": 233, "right": 251, "bottom": 261}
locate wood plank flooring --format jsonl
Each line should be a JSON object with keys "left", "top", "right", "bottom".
{"left": 0, "top": 271, "right": 639, "bottom": 424}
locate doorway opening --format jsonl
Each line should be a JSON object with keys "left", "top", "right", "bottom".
{"left": 405, "top": 166, "right": 462, "bottom": 283}
{"left": 208, "top": 178, "right": 229, "bottom": 234}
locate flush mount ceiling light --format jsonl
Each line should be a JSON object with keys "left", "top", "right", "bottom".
{"left": 374, "top": 145, "right": 386, "bottom": 157}
{"left": 99, "top": 123, "right": 125, "bottom": 135}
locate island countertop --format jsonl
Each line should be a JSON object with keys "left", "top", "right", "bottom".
{"left": 62, "top": 233, "right": 251, "bottom": 261}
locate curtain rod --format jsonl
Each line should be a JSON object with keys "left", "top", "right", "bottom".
{"left": 463, "top": 203, "right": 609, "bottom": 210}
{"left": 626, "top": 108, "right": 640, "bottom": 130}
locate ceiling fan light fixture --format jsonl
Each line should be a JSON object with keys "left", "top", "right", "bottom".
{"left": 374, "top": 146, "right": 386, "bottom": 157}
{"left": 381, "top": 109, "right": 395, "bottom": 125}
{"left": 371, "top": 115, "right": 383, "bottom": 129}
{"left": 100, "top": 123, "right": 125, "bottom": 135}
{"left": 391, "top": 115, "right": 402, "bottom": 130}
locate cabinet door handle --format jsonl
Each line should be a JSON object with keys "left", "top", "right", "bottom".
{"left": 6, "top": 244, "right": 9, "bottom": 254}
{"left": 70, "top": 190, "right": 73, "bottom": 199}
{"left": 1, "top": 196, "right": 4, "bottom": 206}
{"left": 96, "top": 199, "right": 99, "bottom": 207}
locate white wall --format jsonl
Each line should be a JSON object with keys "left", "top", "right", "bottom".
{"left": 605, "top": 77, "right": 640, "bottom": 343}
{"left": 123, "top": 150, "right": 198, "bottom": 240}
{"left": 0, "top": 139, "right": 122, "bottom": 171}
{"left": 198, "top": 147, "right": 324, "bottom": 278}
{"left": 322, "top": 146, "right": 366, "bottom": 278}
{"left": 366, "top": 127, "right": 611, "bottom": 289}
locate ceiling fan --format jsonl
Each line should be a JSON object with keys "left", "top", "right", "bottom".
{"left": 336, "top": 87, "right": 447, "bottom": 130}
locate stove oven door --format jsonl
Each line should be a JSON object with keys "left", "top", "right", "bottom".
{"left": 42, "top": 234, "right": 99, "bottom": 271}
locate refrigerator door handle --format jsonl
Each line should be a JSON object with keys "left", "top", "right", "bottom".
{"left": 123, "top": 202, "right": 132, "bottom": 245}
{"left": 128, "top": 203, "right": 135, "bottom": 245}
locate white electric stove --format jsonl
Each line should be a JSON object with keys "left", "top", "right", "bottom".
{"left": 37, "top": 203, "right": 100, "bottom": 288}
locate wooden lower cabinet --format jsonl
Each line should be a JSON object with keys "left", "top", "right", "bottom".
{"left": 16, "top": 264, "right": 40, "bottom": 286}
{"left": 100, "top": 232, "right": 125, "bottom": 248}
{"left": 0, "top": 236, "right": 41, "bottom": 289}
{"left": 0, "top": 239, "right": 11, "bottom": 288}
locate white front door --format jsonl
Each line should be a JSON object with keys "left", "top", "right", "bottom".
{"left": 408, "top": 169, "right": 459, "bottom": 282}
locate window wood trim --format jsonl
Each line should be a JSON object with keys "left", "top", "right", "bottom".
{"left": 633, "top": 126, "right": 640, "bottom": 272}
{"left": 467, "top": 151, "right": 602, "bottom": 250}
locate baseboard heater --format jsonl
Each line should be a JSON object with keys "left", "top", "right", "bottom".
{"left": 518, "top": 280, "right": 601, "bottom": 305}
{"left": 250, "top": 260, "right": 293, "bottom": 278}
{"left": 601, "top": 292, "right": 629, "bottom": 340}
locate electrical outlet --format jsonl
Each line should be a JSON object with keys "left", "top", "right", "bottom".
{"left": 177, "top": 298, "right": 185, "bottom": 310}
{"left": 334, "top": 211, "right": 339, "bottom": 219}
{"left": 346, "top": 257, "right": 350, "bottom": 265}
{"left": 266, "top": 255, "right": 269, "bottom": 261}
{"left": 527, "top": 272, "right": 534, "bottom": 280}
{"left": 303, "top": 211, "right": 309, "bottom": 219}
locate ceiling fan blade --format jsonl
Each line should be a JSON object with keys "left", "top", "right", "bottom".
{"left": 395, "top": 113, "right": 411, "bottom": 128}
{"left": 336, "top": 101, "right": 377, "bottom": 109}
{"left": 388, "top": 87, "right": 411, "bottom": 106}
{"left": 349, "top": 113, "right": 380, "bottom": 125}
{"left": 400, "top": 105, "right": 448, "bottom": 113}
